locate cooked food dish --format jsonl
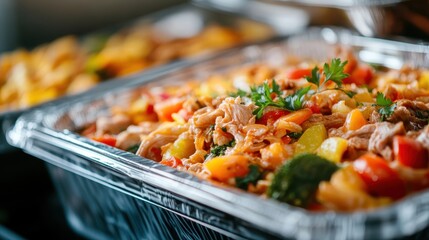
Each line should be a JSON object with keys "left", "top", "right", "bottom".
{"left": 0, "top": 20, "right": 271, "bottom": 111}
{"left": 82, "top": 50, "right": 429, "bottom": 212}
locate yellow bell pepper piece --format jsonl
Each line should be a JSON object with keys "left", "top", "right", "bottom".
{"left": 295, "top": 124, "right": 327, "bottom": 155}
{"left": 353, "top": 92, "right": 374, "bottom": 103}
{"left": 162, "top": 135, "right": 195, "bottom": 160}
{"left": 278, "top": 108, "right": 312, "bottom": 125}
{"left": 419, "top": 71, "right": 429, "bottom": 90}
{"left": 317, "top": 137, "right": 348, "bottom": 163}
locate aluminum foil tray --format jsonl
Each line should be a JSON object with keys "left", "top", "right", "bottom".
{"left": 0, "top": 2, "right": 306, "bottom": 153}
{"left": 8, "top": 28, "right": 429, "bottom": 240}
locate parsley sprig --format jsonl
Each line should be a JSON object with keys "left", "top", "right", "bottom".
{"left": 305, "top": 58, "right": 356, "bottom": 98}
{"left": 305, "top": 58, "right": 349, "bottom": 89}
{"left": 374, "top": 92, "right": 396, "bottom": 121}
{"left": 250, "top": 80, "right": 284, "bottom": 118}
{"left": 250, "top": 80, "right": 308, "bottom": 118}
{"left": 232, "top": 58, "right": 352, "bottom": 119}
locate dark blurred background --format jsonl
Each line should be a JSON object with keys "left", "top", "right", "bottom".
{"left": 0, "top": 0, "right": 185, "bottom": 52}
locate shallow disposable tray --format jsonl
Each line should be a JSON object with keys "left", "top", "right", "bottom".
{"left": 8, "top": 27, "right": 429, "bottom": 240}
{"left": 0, "top": 1, "right": 305, "bottom": 153}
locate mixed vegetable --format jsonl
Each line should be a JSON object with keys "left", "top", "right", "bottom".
{"left": 82, "top": 51, "right": 429, "bottom": 212}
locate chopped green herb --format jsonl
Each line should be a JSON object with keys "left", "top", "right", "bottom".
{"left": 305, "top": 66, "right": 321, "bottom": 87}
{"left": 375, "top": 92, "right": 393, "bottom": 106}
{"left": 127, "top": 145, "right": 140, "bottom": 154}
{"left": 251, "top": 80, "right": 287, "bottom": 118}
{"left": 374, "top": 92, "right": 396, "bottom": 121}
{"left": 335, "top": 88, "right": 357, "bottom": 98}
{"left": 221, "top": 127, "right": 227, "bottom": 132}
{"left": 235, "top": 165, "right": 263, "bottom": 190}
{"left": 250, "top": 59, "right": 350, "bottom": 119}
{"left": 283, "top": 86, "right": 311, "bottom": 111}
{"left": 207, "top": 140, "right": 236, "bottom": 159}
{"left": 323, "top": 58, "right": 349, "bottom": 87}
{"left": 229, "top": 89, "right": 249, "bottom": 97}
{"left": 251, "top": 79, "right": 311, "bottom": 118}
{"left": 305, "top": 58, "right": 349, "bottom": 90}
{"left": 287, "top": 132, "right": 302, "bottom": 139}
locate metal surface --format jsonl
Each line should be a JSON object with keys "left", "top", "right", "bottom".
{"left": 8, "top": 27, "right": 429, "bottom": 239}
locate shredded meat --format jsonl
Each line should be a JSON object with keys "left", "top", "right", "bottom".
{"left": 302, "top": 113, "right": 347, "bottom": 131}
{"left": 310, "top": 90, "right": 349, "bottom": 115}
{"left": 416, "top": 125, "right": 429, "bottom": 150}
{"left": 116, "top": 126, "right": 142, "bottom": 150}
{"left": 192, "top": 108, "right": 223, "bottom": 128}
{"left": 387, "top": 99, "right": 429, "bottom": 131}
{"left": 330, "top": 124, "right": 376, "bottom": 160}
{"left": 136, "top": 123, "right": 187, "bottom": 161}
{"left": 343, "top": 124, "right": 376, "bottom": 139}
{"left": 213, "top": 126, "right": 233, "bottom": 146}
{"left": 368, "top": 122, "right": 406, "bottom": 161}
{"left": 115, "top": 124, "right": 159, "bottom": 150}
{"left": 96, "top": 114, "right": 131, "bottom": 135}
{"left": 215, "top": 97, "right": 255, "bottom": 143}
{"left": 218, "top": 97, "right": 254, "bottom": 126}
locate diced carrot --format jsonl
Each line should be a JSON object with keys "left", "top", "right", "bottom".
{"left": 345, "top": 109, "right": 367, "bottom": 131}
{"left": 154, "top": 98, "right": 184, "bottom": 122}
{"left": 204, "top": 155, "right": 249, "bottom": 182}
{"left": 277, "top": 108, "right": 312, "bottom": 125}
{"left": 160, "top": 157, "right": 183, "bottom": 168}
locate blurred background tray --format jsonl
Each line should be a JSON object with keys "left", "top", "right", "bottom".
{"left": 0, "top": 1, "right": 308, "bottom": 153}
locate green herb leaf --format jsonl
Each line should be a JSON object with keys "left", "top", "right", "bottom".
{"left": 126, "top": 145, "right": 140, "bottom": 154}
{"left": 375, "top": 92, "right": 396, "bottom": 121}
{"left": 229, "top": 89, "right": 249, "bottom": 97}
{"left": 251, "top": 79, "right": 286, "bottom": 118}
{"left": 305, "top": 59, "right": 349, "bottom": 97}
{"left": 287, "top": 132, "right": 303, "bottom": 139}
{"left": 235, "top": 165, "right": 262, "bottom": 190}
{"left": 207, "top": 140, "right": 236, "bottom": 159}
{"left": 271, "top": 79, "right": 282, "bottom": 95}
{"left": 283, "top": 86, "right": 311, "bottom": 111}
{"left": 305, "top": 66, "right": 321, "bottom": 87}
{"left": 335, "top": 88, "right": 357, "bottom": 98}
{"left": 323, "top": 58, "right": 349, "bottom": 87}
{"left": 375, "top": 92, "right": 393, "bottom": 107}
